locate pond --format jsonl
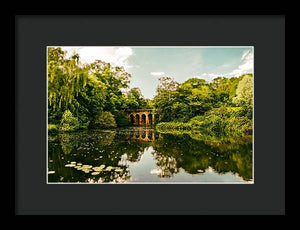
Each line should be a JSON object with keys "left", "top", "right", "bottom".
{"left": 48, "top": 127, "right": 253, "bottom": 183}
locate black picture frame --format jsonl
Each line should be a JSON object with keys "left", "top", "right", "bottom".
{"left": 13, "top": 11, "right": 285, "bottom": 215}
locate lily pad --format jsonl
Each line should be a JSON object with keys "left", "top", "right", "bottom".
{"left": 99, "top": 165, "right": 105, "bottom": 169}
{"left": 65, "top": 164, "right": 76, "bottom": 167}
{"left": 91, "top": 172, "right": 100, "bottom": 175}
{"left": 48, "top": 171, "right": 55, "bottom": 174}
{"left": 71, "top": 161, "right": 76, "bottom": 164}
{"left": 92, "top": 167, "right": 103, "bottom": 172}
{"left": 105, "top": 166, "right": 113, "bottom": 171}
{"left": 77, "top": 163, "right": 82, "bottom": 166}
{"left": 81, "top": 165, "right": 92, "bottom": 169}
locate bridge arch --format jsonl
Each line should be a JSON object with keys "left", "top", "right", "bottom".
{"left": 126, "top": 109, "right": 156, "bottom": 126}
{"left": 148, "top": 114, "right": 153, "bottom": 125}
{"left": 141, "top": 114, "right": 146, "bottom": 125}
{"left": 129, "top": 114, "right": 134, "bottom": 124}
{"left": 135, "top": 114, "right": 140, "bottom": 125}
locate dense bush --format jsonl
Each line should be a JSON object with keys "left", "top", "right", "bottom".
{"left": 95, "top": 111, "right": 117, "bottom": 129}
{"left": 199, "top": 114, "right": 227, "bottom": 136}
{"left": 228, "top": 117, "right": 252, "bottom": 135}
{"left": 59, "top": 110, "right": 80, "bottom": 132}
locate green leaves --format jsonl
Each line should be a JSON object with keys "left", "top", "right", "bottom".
{"left": 95, "top": 111, "right": 117, "bottom": 129}
{"left": 59, "top": 110, "right": 80, "bottom": 132}
{"left": 48, "top": 47, "right": 134, "bottom": 128}
{"left": 48, "top": 48, "right": 89, "bottom": 110}
{"left": 233, "top": 74, "right": 253, "bottom": 107}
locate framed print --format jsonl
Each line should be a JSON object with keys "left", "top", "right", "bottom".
{"left": 14, "top": 12, "right": 285, "bottom": 215}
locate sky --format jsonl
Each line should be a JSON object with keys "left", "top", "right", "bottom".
{"left": 59, "top": 46, "right": 254, "bottom": 99}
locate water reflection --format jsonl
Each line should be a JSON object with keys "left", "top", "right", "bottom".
{"left": 48, "top": 127, "right": 253, "bottom": 183}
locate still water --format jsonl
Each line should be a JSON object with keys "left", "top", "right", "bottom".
{"left": 48, "top": 127, "right": 253, "bottom": 183}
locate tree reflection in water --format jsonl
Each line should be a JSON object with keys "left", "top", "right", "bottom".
{"left": 48, "top": 127, "right": 253, "bottom": 183}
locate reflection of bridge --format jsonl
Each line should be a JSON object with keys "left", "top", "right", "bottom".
{"left": 130, "top": 127, "right": 156, "bottom": 142}
{"left": 126, "top": 109, "right": 156, "bottom": 126}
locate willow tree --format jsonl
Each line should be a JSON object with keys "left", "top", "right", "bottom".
{"left": 48, "top": 47, "right": 89, "bottom": 111}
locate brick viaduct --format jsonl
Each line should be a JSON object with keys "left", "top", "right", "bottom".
{"left": 125, "top": 109, "right": 156, "bottom": 126}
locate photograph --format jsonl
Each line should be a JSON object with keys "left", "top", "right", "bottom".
{"left": 47, "top": 46, "right": 254, "bottom": 184}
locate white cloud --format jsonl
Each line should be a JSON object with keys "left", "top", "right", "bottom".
{"left": 199, "top": 49, "right": 254, "bottom": 81}
{"left": 227, "top": 49, "right": 253, "bottom": 77}
{"left": 60, "top": 46, "right": 134, "bottom": 70}
{"left": 150, "top": 72, "right": 165, "bottom": 76}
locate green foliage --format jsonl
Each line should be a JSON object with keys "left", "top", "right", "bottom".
{"left": 123, "top": 87, "right": 151, "bottom": 110}
{"left": 95, "top": 111, "right": 117, "bottom": 129}
{"left": 153, "top": 75, "right": 245, "bottom": 122}
{"left": 48, "top": 108, "right": 64, "bottom": 125}
{"left": 210, "top": 76, "right": 243, "bottom": 103}
{"left": 115, "top": 113, "right": 131, "bottom": 127}
{"left": 225, "top": 116, "right": 253, "bottom": 136}
{"left": 59, "top": 110, "right": 80, "bottom": 132}
{"left": 48, "top": 124, "right": 59, "bottom": 134}
{"left": 156, "top": 122, "right": 192, "bottom": 131}
{"left": 154, "top": 73, "right": 253, "bottom": 137}
{"left": 48, "top": 47, "right": 89, "bottom": 110}
{"left": 232, "top": 74, "right": 253, "bottom": 107}
{"left": 48, "top": 47, "right": 142, "bottom": 129}
{"left": 156, "top": 105, "right": 253, "bottom": 137}
{"left": 76, "top": 74, "right": 106, "bottom": 127}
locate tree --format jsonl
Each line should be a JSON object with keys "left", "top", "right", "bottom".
{"left": 95, "top": 111, "right": 117, "bottom": 128}
{"left": 210, "top": 76, "right": 243, "bottom": 105}
{"left": 156, "top": 76, "right": 179, "bottom": 94}
{"left": 154, "top": 77, "right": 180, "bottom": 122}
{"left": 48, "top": 47, "right": 89, "bottom": 110}
{"left": 180, "top": 78, "right": 206, "bottom": 92}
{"left": 125, "top": 87, "right": 146, "bottom": 110}
{"left": 233, "top": 74, "right": 253, "bottom": 107}
{"left": 47, "top": 48, "right": 134, "bottom": 128}
{"left": 187, "top": 85, "right": 214, "bottom": 116}
{"left": 90, "top": 60, "right": 132, "bottom": 120}
{"left": 76, "top": 74, "right": 107, "bottom": 127}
